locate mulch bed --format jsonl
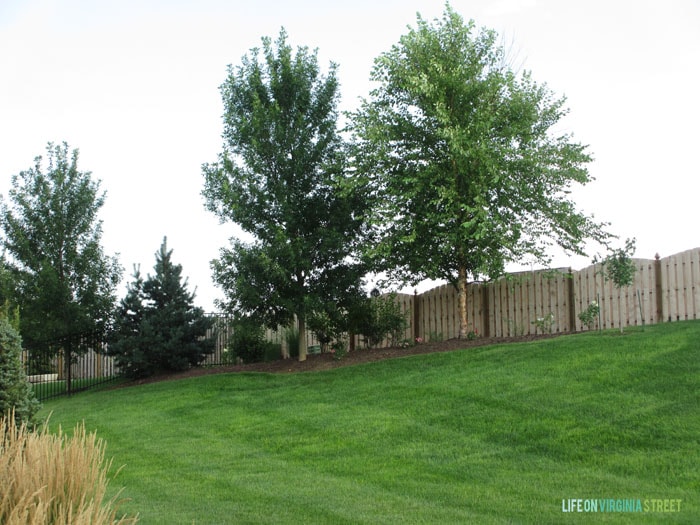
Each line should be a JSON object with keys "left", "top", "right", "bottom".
{"left": 119, "top": 333, "right": 562, "bottom": 388}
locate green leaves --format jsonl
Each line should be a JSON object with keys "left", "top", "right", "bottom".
{"left": 203, "top": 29, "right": 367, "bottom": 359}
{"left": 346, "top": 4, "right": 612, "bottom": 336}
{"left": 598, "top": 238, "right": 637, "bottom": 289}
{"left": 349, "top": 5, "right": 610, "bottom": 289}
{"left": 1, "top": 142, "right": 122, "bottom": 346}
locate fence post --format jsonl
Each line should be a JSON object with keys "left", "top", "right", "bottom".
{"left": 65, "top": 337, "right": 72, "bottom": 396}
{"left": 654, "top": 253, "right": 664, "bottom": 323}
{"left": 567, "top": 267, "right": 576, "bottom": 332}
{"left": 413, "top": 289, "right": 420, "bottom": 342}
{"left": 481, "top": 283, "right": 490, "bottom": 338}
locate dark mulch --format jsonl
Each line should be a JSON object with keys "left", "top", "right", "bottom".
{"left": 118, "top": 332, "right": 563, "bottom": 389}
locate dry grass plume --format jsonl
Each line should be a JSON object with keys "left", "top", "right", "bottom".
{"left": 1, "top": 410, "right": 138, "bottom": 524}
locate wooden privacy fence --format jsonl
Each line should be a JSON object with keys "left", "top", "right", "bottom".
{"left": 23, "top": 247, "right": 699, "bottom": 391}
{"left": 386, "top": 247, "right": 700, "bottom": 343}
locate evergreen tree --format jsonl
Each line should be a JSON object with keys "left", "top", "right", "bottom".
{"left": 108, "top": 238, "right": 214, "bottom": 378}
{"left": 0, "top": 316, "right": 40, "bottom": 426}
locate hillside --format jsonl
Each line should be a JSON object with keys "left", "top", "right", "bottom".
{"left": 41, "top": 321, "right": 699, "bottom": 524}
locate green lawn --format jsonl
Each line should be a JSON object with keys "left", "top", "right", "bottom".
{"left": 40, "top": 321, "right": 699, "bottom": 524}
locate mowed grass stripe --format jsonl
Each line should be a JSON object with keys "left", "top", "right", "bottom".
{"left": 41, "top": 321, "right": 700, "bottom": 524}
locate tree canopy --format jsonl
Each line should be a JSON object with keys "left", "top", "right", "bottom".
{"left": 0, "top": 142, "right": 122, "bottom": 348}
{"left": 349, "top": 6, "right": 610, "bottom": 337}
{"left": 202, "top": 29, "right": 366, "bottom": 361}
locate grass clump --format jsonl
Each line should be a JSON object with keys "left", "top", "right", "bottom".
{"left": 0, "top": 410, "right": 138, "bottom": 524}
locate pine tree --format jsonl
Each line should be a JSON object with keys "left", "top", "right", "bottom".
{"left": 108, "top": 238, "right": 214, "bottom": 378}
{"left": 107, "top": 267, "right": 147, "bottom": 378}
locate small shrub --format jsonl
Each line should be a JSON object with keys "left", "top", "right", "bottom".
{"left": 0, "top": 411, "right": 138, "bottom": 524}
{"left": 352, "top": 292, "right": 408, "bottom": 348}
{"left": 307, "top": 309, "right": 341, "bottom": 353}
{"left": 428, "top": 331, "right": 444, "bottom": 342}
{"left": 285, "top": 326, "right": 300, "bottom": 360}
{"left": 329, "top": 339, "right": 348, "bottom": 361}
{"left": 0, "top": 317, "right": 40, "bottom": 426}
{"left": 596, "top": 238, "right": 637, "bottom": 333}
{"left": 264, "top": 342, "right": 282, "bottom": 362}
{"left": 578, "top": 301, "right": 600, "bottom": 330}
{"left": 229, "top": 319, "right": 277, "bottom": 364}
{"left": 532, "top": 313, "right": 555, "bottom": 334}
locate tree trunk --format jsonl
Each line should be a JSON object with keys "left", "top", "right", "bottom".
{"left": 298, "top": 315, "right": 307, "bottom": 362}
{"left": 458, "top": 265, "right": 469, "bottom": 338}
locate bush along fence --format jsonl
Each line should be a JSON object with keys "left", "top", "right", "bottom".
{"left": 20, "top": 247, "right": 700, "bottom": 398}
{"left": 21, "top": 331, "right": 119, "bottom": 401}
{"left": 202, "top": 247, "right": 700, "bottom": 351}
{"left": 393, "top": 247, "right": 700, "bottom": 343}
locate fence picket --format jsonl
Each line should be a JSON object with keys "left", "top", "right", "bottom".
{"left": 22, "top": 247, "right": 700, "bottom": 402}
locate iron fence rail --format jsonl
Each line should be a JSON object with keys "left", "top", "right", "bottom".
{"left": 21, "top": 331, "right": 120, "bottom": 402}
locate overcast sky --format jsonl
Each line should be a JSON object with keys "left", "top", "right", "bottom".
{"left": 1, "top": 0, "right": 698, "bottom": 311}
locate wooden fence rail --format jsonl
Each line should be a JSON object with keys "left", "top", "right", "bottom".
{"left": 384, "top": 247, "right": 699, "bottom": 344}
{"left": 24, "top": 248, "right": 700, "bottom": 383}
{"left": 211, "top": 247, "right": 700, "bottom": 350}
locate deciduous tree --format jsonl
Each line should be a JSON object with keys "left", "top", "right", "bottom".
{"left": 202, "top": 30, "right": 366, "bottom": 361}
{"left": 349, "top": 5, "right": 610, "bottom": 337}
{"left": 0, "top": 142, "right": 121, "bottom": 349}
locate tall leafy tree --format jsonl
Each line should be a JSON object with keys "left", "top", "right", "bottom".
{"left": 202, "top": 29, "right": 366, "bottom": 361}
{"left": 349, "top": 5, "right": 611, "bottom": 337}
{"left": 0, "top": 142, "right": 122, "bottom": 348}
{"left": 108, "top": 238, "right": 214, "bottom": 378}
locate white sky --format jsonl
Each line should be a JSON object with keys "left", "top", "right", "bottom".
{"left": 1, "top": 0, "right": 698, "bottom": 311}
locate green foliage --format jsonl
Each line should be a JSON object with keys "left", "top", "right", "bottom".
{"left": 598, "top": 238, "right": 637, "bottom": 289}
{"left": 307, "top": 299, "right": 357, "bottom": 353}
{"left": 578, "top": 300, "right": 600, "bottom": 330}
{"left": 349, "top": 5, "right": 611, "bottom": 336}
{"left": 329, "top": 339, "right": 347, "bottom": 360}
{"left": 0, "top": 317, "right": 40, "bottom": 426}
{"left": 0, "top": 142, "right": 122, "bottom": 349}
{"left": 352, "top": 292, "right": 408, "bottom": 348}
{"left": 285, "top": 325, "right": 299, "bottom": 360}
{"left": 227, "top": 317, "right": 280, "bottom": 364}
{"left": 202, "top": 29, "right": 367, "bottom": 361}
{"left": 596, "top": 238, "right": 637, "bottom": 333}
{"left": 0, "top": 299, "right": 20, "bottom": 333}
{"left": 108, "top": 238, "right": 214, "bottom": 378}
{"left": 532, "top": 312, "right": 555, "bottom": 333}
{"left": 428, "top": 331, "right": 444, "bottom": 343}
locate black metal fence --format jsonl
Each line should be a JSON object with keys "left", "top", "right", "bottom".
{"left": 21, "top": 332, "right": 120, "bottom": 402}
{"left": 20, "top": 316, "right": 295, "bottom": 402}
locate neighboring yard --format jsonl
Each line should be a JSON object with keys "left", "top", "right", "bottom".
{"left": 40, "top": 321, "right": 699, "bottom": 524}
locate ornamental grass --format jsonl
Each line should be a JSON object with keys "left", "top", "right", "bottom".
{"left": 0, "top": 410, "right": 138, "bottom": 525}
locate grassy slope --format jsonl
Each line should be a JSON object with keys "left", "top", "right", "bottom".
{"left": 40, "top": 322, "right": 699, "bottom": 524}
